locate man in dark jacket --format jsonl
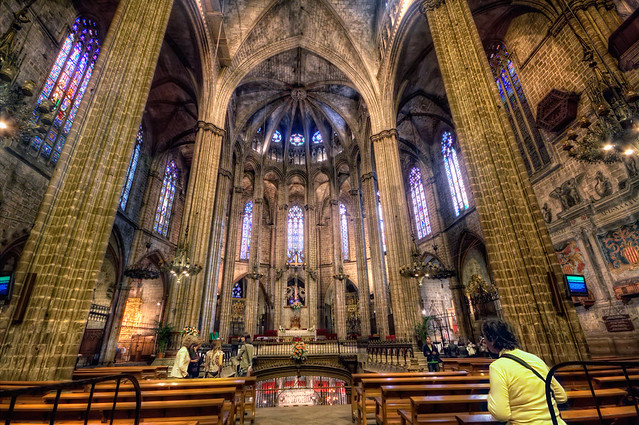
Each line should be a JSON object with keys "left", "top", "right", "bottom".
{"left": 422, "top": 336, "right": 441, "bottom": 371}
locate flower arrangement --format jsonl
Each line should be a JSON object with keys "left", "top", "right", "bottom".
{"left": 291, "top": 341, "right": 308, "bottom": 361}
{"left": 290, "top": 300, "right": 303, "bottom": 311}
{"left": 182, "top": 326, "right": 200, "bottom": 336}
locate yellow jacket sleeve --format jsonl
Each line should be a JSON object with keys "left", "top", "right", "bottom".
{"left": 488, "top": 363, "right": 512, "bottom": 422}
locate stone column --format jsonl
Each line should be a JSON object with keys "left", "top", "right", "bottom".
{"left": 168, "top": 122, "right": 224, "bottom": 333}
{"left": 350, "top": 188, "right": 372, "bottom": 337}
{"left": 0, "top": 0, "right": 174, "bottom": 380}
{"left": 305, "top": 202, "right": 319, "bottom": 328}
{"left": 273, "top": 187, "right": 289, "bottom": 329}
{"left": 218, "top": 162, "right": 245, "bottom": 341}
{"left": 372, "top": 130, "right": 422, "bottom": 339}
{"left": 359, "top": 159, "right": 389, "bottom": 336}
{"left": 330, "top": 196, "right": 347, "bottom": 339}
{"left": 421, "top": 0, "right": 588, "bottom": 363}
{"left": 200, "top": 137, "right": 233, "bottom": 337}
{"left": 244, "top": 175, "right": 264, "bottom": 335}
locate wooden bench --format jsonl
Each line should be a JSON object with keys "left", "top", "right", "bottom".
{"left": 593, "top": 374, "right": 639, "bottom": 389}
{"left": 72, "top": 366, "right": 169, "bottom": 380}
{"left": 455, "top": 406, "right": 639, "bottom": 424}
{"left": 555, "top": 367, "right": 639, "bottom": 390}
{"left": 351, "top": 372, "right": 469, "bottom": 422}
{"left": 357, "top": 376, "right": 490, "bottom": 425}
{"left": 394, "top": 395, "right": 487, "bottom": 425}
{"left": 0, "top": 398, "right": 229, "bottom": 425}
{"left": 441, "top": 359, "right": 493, "bottom": 373}
{"left": 375, "top": 384, "right": 491, "bottom": 425}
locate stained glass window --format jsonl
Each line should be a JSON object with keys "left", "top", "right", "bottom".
{"left": 119, "top": 126, "right": 143, "bottom": 211}
{"left": 287, "top": 205, "right": 304, "bottom": 263}
{"left": 441, "top": 132, "right": 469, "bottom": 216}
{"left": 29, "top": 17, "right": 100, "bottom": 165}
{"left": 272, "top": 130, "right": 282, "bottom": 143}
{"left": 409, "top": 167, "right": 432, "bottom": 238}
{"left": 487, "top": 42, "right": 550, "bottom": 175}
{"left": 312, "top": 131, "right": 323, "bottom": 144}
{"left": 377, "top": 191, "right": 386, "bottom": 253}
{"left": 290, "top": 133, "right": 304, "bottom": 146}
{"left": 239, "top": 201, "right": 253, "bottom": 260}
{"left": 339, "top": 203, "right": 349, "bottom": 261}
{"left": 153, "top": 159, "right": 178, "bottom": 237}
{"left": 232, "top": 281, "right": 244, "bottom": 298}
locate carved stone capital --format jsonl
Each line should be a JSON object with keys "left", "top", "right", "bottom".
{"left": 254, "top": 198, "right": 264, "bottom": 204}
{"left": 419, "top": 0, "right": 445, "bottom": 14}
{"left": 197, "top": 121, "right": 225, "bottom": 136}
{"left": 329, "top": 199, "right": 339, "bottom": 206}
{"left": 234, "top": 186, "right": 243, "bottom": 193}
{"left": 370, "top": 129, "right": 398, "bottom": 143}
{"left": 360, "top": 171, "right": 377, "bottom": 183}
{"left": 349, "top": 189, "right": 360, "bottom": 196}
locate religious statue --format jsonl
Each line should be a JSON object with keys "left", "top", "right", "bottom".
{"left": 624, "top": 154, "right": 639, "bottom": 177}
{"left": 541, "top": 202, "right": 552, "bottom": 224}
{"left": 593, "top": 171, "right": 613, "bottom": 199}
{"left": 550, "top": 177, "right": 582, "bottom": 210}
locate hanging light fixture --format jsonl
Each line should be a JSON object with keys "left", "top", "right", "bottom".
{"left": 160, "top": 244, "right": 202, "bottom": 283}
{"left": 400, "top": 239, "right": 456, "bottom": 283}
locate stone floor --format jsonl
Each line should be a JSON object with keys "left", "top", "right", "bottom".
{"left": 254, "top": 405, "right": 352, "bottom": 425}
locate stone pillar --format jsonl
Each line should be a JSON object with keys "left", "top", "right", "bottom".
{"left": 359, "top": 161, "right": 389, "bottom": 336}
{"left": 200, "top": 139, "right": 233, "bottom": 337}
{"left": 371, "top": 130, "right": 421, "bottom": 339}
{"left": 305, "top": 202, "right": 319, "bottom": 328}
{"left": 273, "top": 183, "right": 289, "bottom": 329}
{"left": 218, "top": 162, "right": 245, "bottom": 341}
{"left": 350, "top": 188, "right": 371, "bottom": 337}
{"left": 244, "top": 175, "right": 264, "bottom": 335}
{"left": 421, "top": 0, "right": 588, "bottom": 363}
{"left": 169, "top": 122, "right": 224, "bottom": 333}
{"left": 0, "top": 0, "right": 174, "bottom": 380}
{"left": 330, "top": 197, "right": 347, "bottom": 340}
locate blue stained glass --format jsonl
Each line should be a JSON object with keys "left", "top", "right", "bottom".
{"left": 55, "top": 136, "right": 66, "bottom": 153}
{"left": 31, "top": 136, "right": 43, "bottom": 151}
{"left": 287, "top": 205, "right": 304, "bottom": 262}
{"left": 441, "top": 132, "right": 469, "bottom": 216}
{"left": 339, "top": 203, "right": 349, "bottom": 261}
{"left": 51, "top": 151, "right": 60, "bottom": 165}
{"left": 41, "top": 144, "right": 52, "bottom": 158}
{"left": 153, "top": 160, "right": 178, "bottom": 236}
{"left": 312, "top": 131, "right": 323, "bottom": 144}
{"left": 232, "top": 282, "right": 243, "bottom": 298}
{"left": 409, "top": 167, "right": 432, "bottom": 238}
{"left": 120, "top": 127, "right": 143, "bottom": 211}
{"left": 239, "top": 201, "right": 253, "bottom": 260}
{"left": 272, "top": 130, "right": 282, "bottom": 143}
{"left": 27, "top": 17, "right": 100, "bottom": 163}
{"left": 290, "top": 133, "right": 304, "bottom": 146}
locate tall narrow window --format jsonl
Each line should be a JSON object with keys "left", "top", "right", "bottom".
{"left": 29, "top": 17, "right": 101, "bottom": 165}
{"left": 377, "top": 191, "right": 386, "bottom": 253}
{"left": 239, "top": 201, "right": 253, "bottom": 260}
{"left": 488, "top": 42, "right": 550, "bottom": 175}
{"left": 442, "top": 132, "right": 469, "bottom": 216}
{"left": 409, "top": 167, "right": 432, "bottom": 238}
{"left": 339, "top": 203, "right": 349, "bottom": 261}
{"left": 232, "top": 281, "right": 244, "bottom": 298}
{"left": 287, "top": 205, "right": 304, "bottom": 263}
{"left": 153, "top": 160, "right": 178, "bottom": 237}
{"left": 120, "top": 127, "right": 143, "bottom": 211}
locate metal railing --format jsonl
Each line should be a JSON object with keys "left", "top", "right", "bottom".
{"left": 252, "top": 340, "right": 358, "bottom": 357}
{"left": 545, "top": 361, "right": 639, "bottom": 425}
{"left": 0, "top": 374, "right": 141, "bottom": 425}
{"left": 366, "top": 340, "right": 415, "bottom": 367}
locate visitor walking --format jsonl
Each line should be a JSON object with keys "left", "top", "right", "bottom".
{"left": 170, "top": 335, "right": 197, "bottom": 379}
{"left": 236, "top": 334, "right": 255, "bottom": 377}
{"left": 204, "top": 339, "right": 225, "bottom": 378}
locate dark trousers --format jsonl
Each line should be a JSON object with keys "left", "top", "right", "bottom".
{"left": 428, "top": 362, "right": 440, "bottom": 372}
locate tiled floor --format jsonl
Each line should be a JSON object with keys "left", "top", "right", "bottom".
{"left": 254, "top": 405, "right": 352, "bottom": 424}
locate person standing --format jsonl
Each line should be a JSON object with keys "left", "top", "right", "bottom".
{"left": 170, "top": 335, "right": 196, "bottom": 379}
{"left": 482, "top": 318, "right": 567, "bottom": 425}
{"left": 188, "top": 338, "right": 203, "bottom": 378}
{"left": 204, "top": 340, "right": 225, "bottom": 378}
{"left": 422, "top": 336, "right": 441, "bottom": 372}
{"left": 236, "top": 334, "right": 255, "bottom": 377}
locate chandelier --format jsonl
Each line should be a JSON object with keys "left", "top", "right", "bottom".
{"left": 561, "top": 55, "right": 639, "bottom": 163}
{"left": 160, "top": 244, "right": 202, "bottom": 283}
{"left": 333, "top": 266, "right": 349, "bottom": 281}
{"left": 246, "top": 266, "right": 264, "bottom": 280}
{"left": 400, "top": 240, "right": 455, "bottom": 283}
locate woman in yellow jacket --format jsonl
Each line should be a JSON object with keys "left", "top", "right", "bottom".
{"left": 483, "top": 319, "right": 567, "bottom": 425}
{"left": 170, "top": 335, "right": 198, "bottom": 379}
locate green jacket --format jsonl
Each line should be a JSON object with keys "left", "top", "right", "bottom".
{"left": 237, "top": 343, "right": 254, "bottom": 371}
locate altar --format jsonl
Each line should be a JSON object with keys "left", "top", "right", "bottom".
{"left": 277, "top": 328, "right": 316, "bottom": 341}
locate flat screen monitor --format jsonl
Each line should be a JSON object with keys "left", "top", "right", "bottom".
{"left": 564, "top": 274, "right": 588, "bottom": 297}
{"left": 0, "top": 273, "right": 13, "bottom": 300}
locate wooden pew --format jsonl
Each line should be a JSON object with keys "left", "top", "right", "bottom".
{"left": 72, "top": 366, "right": 168, "bottom": 380}
{"left": 555, "top": 367, "right": 639, "bottom": 390}
{"left": 441, "top": 359, "right": 493, "bottom": 373}
{"left": 0, "top": 398, "right": 229, "bottom": 425}
{"left": 357, "top": 376, "right": 490, "bottom": 425}
{"left": 351, "top": 372, "right": 469, "bottom": 422}
{"left": 593, "top": 374, "right": 639, "bottom": 389}
{"left": 375, "top": 384, "right": 491, "bottom": 425}
{"left": 455, "top": 406, "right": 639, "bottom": 425}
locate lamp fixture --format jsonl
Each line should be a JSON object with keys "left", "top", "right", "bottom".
{"left": 333, "top": 265, "right": 349, "bottom": 281}
{"left": 246, "top": 266, "right": 264, "bottom": 280}
{"left": 160, "top": 242, "right": 202, "bottom": 283}
{"left": 400, "top": 239, "right": 456, "bottom": 283}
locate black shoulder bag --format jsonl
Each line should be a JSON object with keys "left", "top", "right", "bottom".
{"left": 500, "top": 353, "right": 563, "bottom": 419}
